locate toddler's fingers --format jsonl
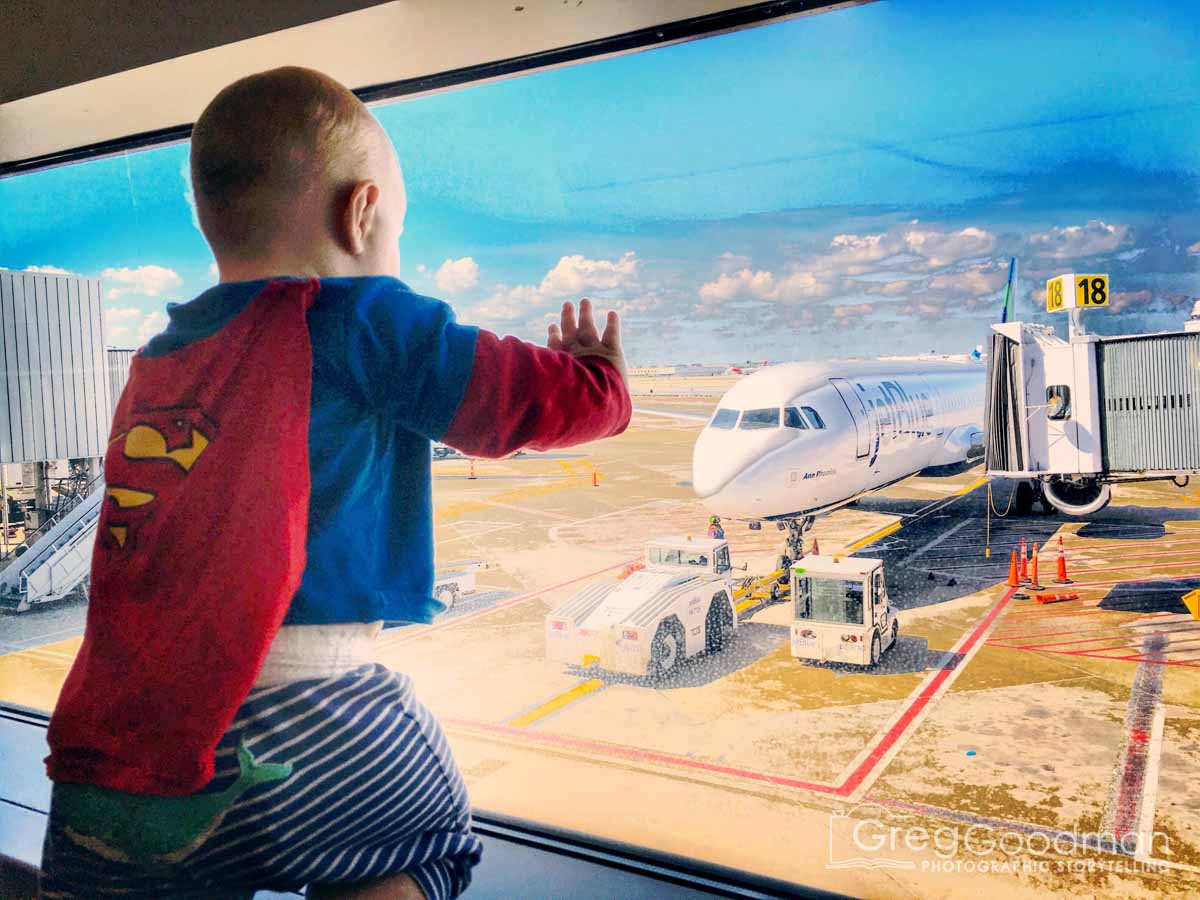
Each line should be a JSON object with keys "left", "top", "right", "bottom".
{"left": 601, "top": 310, "right": 621, "bottom": 351}
{"left": 577, "top": 298, "right": 599, "bottom": 343}
{"left": 547, "top": 323, "right": 563, "bottom": 351}
{"left": 560, "top": 302, "right": 578, "bottom": 345}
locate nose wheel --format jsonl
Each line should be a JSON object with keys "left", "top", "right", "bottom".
{"left": 779, "top": 516, "right": 815, "bottom": 569}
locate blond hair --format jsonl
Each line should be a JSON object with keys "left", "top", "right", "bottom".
{"left": 190, "top": 67, "right": 372, "bottom": 259}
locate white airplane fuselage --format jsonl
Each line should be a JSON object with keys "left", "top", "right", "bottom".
{"left": 693, "top": 359, "right": 986, "bottom": 520}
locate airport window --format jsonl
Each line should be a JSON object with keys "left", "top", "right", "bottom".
{"left": 738, "top": 407, "right": 780, "bottom": 429}
{"left": 783, "top": 406, "right": 809, "bottom": 429}
{"left": 2, "top": 2, "right": 1197, "bottom": 895}
{"left": 1046, "top": 385, "right": 1072, "bottom": 420}
{"left": 709, "top": 408, "right": 739, "bottom": 429}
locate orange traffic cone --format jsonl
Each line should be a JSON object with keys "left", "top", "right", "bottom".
{"left": 1019, "top": 538, "right": 1030, "bottom": 583}
{"left": 1029, "top": 545, "right": 1044, "bottom": 591}
{"left": 468, "top": 458, "right": 477, "bottom": 480}
{"left": 592, "top": 470, "right": 599, "bottom": 487}
{"left": 1053, "top": 535, "right": 1072, "bottom": 584}
{"left": 812, "top": 537, "right": 820, "bottom": 555}
{"left": 1007, "top": 549, "right": 1020, "bottom": 587}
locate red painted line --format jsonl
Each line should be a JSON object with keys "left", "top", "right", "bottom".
{"left": 1066, "top": 546, "right": 1200, "bottom": 565}
{"left": 388, "top": 557, "right": 639, "bottom": 645}
{"left": 1050, "top": 649, "right": 1200, "bottom": 668}
{"left": 1052, "top": 560, "right": 1200, "bottom": 579}
{"left": 449, "top": 588, "right": 1018, "bottom": 799}
{"left": 990, "top": 616, "right": 1188, "bottom": 644}
{"left": 443, "top": 716, "right": 841, "bottom": 794}
{"left": 1055, "top": 572, "right": 1200, "bottom": 589}
{"left": 837, "top": 587, "right": 1016, "bottom": 796}
{"left": 1017, "top": 628, "right": 1190, "bottom": 652}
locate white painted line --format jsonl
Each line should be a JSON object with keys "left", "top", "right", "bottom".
{"left": 631, "top": 407, "right": 709, "bottom": 422}
{"left": 1135, "top": 703, "right": 1167, "bottom": 862}
{"left": 898, "top": 517, "right": 972, "bottom": 566}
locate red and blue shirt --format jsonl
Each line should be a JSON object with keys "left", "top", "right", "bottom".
{"left": 46, "top": 276, "right": 630, "bottom": 793}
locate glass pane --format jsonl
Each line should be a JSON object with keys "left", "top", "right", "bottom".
{"left": 709, "top": 408, "right": 739, "bottom": 429}
{"left": 783, "top": 406, "right": 808, "bottom": 429}
{"left": 738, "top": 408, "right": 780, "bottom": 429}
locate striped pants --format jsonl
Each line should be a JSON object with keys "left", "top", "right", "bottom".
{"left": 40, "top": 665, "right": 483, "bottom": 898}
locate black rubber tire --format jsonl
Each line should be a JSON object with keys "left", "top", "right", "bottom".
{"left": 1015, "top": 481, "right": 1035, "bottom": 516}
{"left": 871, "top": 632, "right": 882, "bottom": 667}
{"left": 648, "top": 619, "right": 685, "bottom": 679}
{"left": 705, "top": 598, "right": 734, "bottom": 653}
{"left": 890, "top": 620, "right": 899, "bottom": 648}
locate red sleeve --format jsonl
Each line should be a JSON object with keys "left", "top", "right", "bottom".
{"left": 442, "top": 329, "right": 632, "bottom": 459}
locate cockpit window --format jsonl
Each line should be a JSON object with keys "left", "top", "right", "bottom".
{"left": 709, "top": 408, "right": 739, "bottom": 429}
{"left": 784, "top": 407, "right": 809, "bottom": 429}
{"left": 739, "top": 408, "right": 780, "bottom": 430}
{"left": 801, "top": 406, "right": 826, "bottom": 429}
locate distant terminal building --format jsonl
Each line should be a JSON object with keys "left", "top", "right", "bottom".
{"left": 629, "top": 363, "right": 728, "bottom": 377}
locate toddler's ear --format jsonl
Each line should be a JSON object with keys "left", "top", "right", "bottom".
{"left": 341, "top": 180, "right": 381, "bottom": 256}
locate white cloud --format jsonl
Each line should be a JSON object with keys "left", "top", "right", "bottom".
{"left": 539, "top": 251, "right": 638, "bottom": 297}
{"left": 416, "top": 263, "right": 427, "bottom": 273}
{"left": 903, "top": 226, "right": 996, "bottom": 268}
{"left": 137, "top": 311, "right": 168, "bottom": 343}
{"left": 102, "top": 265, "right": 183, "bottom": 300}
{"left": 434, "top": 257, "right": 479, "bottom": 294}
{"left": 1028, "top": 220, "right": 1130, "bottom": 259}
{"left": 927, "top": 263, "right": 1009, "bottom": 296}
{"left": 105, "top": 306, "right": 166, "bottom": 347}
{"left": 715, "top": 251, "right": 751, "bottom": 274}
{"left": 208, "top": 262, "right": 219, "bottom": 279}
{"left": 698, "top": 268, "right": 775, "bottom": 302}
{"left": 1187, "top": 241, "right": 1200, "bottom": 256}
{"left": 474, "top": 284, "right": 541, "bottom": 323}
{"left": 24, "top": 265, "right": 74, "bottom": 276}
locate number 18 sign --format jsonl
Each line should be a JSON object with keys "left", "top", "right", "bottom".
{"left": 1046, "top": 273, "right": 1108, "bottom": 312}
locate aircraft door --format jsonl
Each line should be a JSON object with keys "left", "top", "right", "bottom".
{"left": 830, "top": 377, "right": 870, "bottom": 459}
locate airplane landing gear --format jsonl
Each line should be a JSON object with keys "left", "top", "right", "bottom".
{"left": 777, "top": 516, "right": 815, "bottom": 571}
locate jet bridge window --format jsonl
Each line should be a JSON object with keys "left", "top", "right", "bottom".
{"left": 783, "top": 407, "right": 809, "bottom": 429}
{"left": 1046, "top": 385, "right": 1072, "bottom": 420}
{"left": 739, "top": 408, "right": 780, "bottom": 429}
{"left": 709, "top": 408, "right": 739, "bottom": 429}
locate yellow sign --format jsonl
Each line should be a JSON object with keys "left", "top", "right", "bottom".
{"left": 1046, "top": 276, "right": 1066, "bottom": 311}
{"left": 1074, "top": 274, "right": 1108, "bottom": 307}
{"left": 1047, "top": 273, "right": 1108, "bottom": 312}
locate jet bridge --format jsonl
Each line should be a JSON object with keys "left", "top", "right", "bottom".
{"left": 0, "top": 482, "right": 102, "bottom": 613}
{"left": 984, "top": 315, "right": 1200, "bottom": 515}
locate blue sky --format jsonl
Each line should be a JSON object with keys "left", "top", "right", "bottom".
{"left": 1, "top": 0, "right": 1197, "bottom": 362}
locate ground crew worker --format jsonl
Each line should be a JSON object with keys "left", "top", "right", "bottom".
{"left": 708, "top": 515, "right": 725, "bottom": 540}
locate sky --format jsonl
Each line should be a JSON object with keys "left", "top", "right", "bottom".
{"left": 1, "top": 0, "right": 1197, "bottom": 363}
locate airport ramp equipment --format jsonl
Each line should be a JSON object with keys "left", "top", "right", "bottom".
{"left": 0, "top": 482, "right": 103, "bottom": 613}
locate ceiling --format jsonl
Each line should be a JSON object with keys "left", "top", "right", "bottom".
{"left": 0, "top": 0, "right": 858, "bottom": 172}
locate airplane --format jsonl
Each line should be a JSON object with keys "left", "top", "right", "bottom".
{"left": 691, "top": 357, "right": 986, "bottom": 563}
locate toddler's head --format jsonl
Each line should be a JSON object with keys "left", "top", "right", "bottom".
{"left": 191, "top": 67, "right": 404, "bottom": 280}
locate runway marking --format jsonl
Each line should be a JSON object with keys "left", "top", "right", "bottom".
{"left": 507, "top": 678, "right": 605, "bottom": 729}
{"left": 449, "top": 586, "right": 1019, "bottom": 802}
{"left": 839, "top": 521, "right": 901, "bottom": 556}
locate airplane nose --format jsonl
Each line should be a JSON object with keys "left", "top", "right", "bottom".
{"left": 692, "top": 424, "right": 791, "bottom": 501}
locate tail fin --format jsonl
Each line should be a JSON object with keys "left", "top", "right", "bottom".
{"left": 1000, "top": 257, "right": 1017, "bottom": 323}
{"left": 235, "top": 739, "right": 293, "bottom": 787}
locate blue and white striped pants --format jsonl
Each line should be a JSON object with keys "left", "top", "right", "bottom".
{"left": 40, "top": 664, "right": 483, "bottom": 898}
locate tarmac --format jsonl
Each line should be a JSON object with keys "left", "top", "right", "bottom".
{"left": 1, "top": 375, "right": 1199, "bottom": 897}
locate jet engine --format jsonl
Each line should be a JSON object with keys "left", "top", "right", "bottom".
{"left": 1041, "top": 476, "right": 1112, "bottom": 517}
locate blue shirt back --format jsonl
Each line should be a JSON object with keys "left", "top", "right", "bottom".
{"left": 143, "top": 276, "right": 478, "bottom": 625}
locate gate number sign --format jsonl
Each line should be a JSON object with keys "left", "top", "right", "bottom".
{"left": 1046, "top": 273, "right": 1108, "bottom": 312}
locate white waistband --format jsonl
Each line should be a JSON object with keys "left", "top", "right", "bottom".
{"left": 253, "top": 621, "right": 384, "bottom": 687}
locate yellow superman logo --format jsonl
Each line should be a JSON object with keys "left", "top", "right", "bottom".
{"left": 122, "top": 425, "right": 209, "bottom": 472}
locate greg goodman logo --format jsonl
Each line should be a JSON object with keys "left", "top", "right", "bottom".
{"left": 828, "top": 804, "right": 917, "bottom": 870}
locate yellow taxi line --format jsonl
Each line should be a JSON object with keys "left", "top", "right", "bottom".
{"left": 840, "top": 521, "right": 902, "bottom": 556}
{"left": 955, "top": 475, "right": 990, "bottom": 496}
{"left": 508, "top": 678, "right": 605, "bottom": 729}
